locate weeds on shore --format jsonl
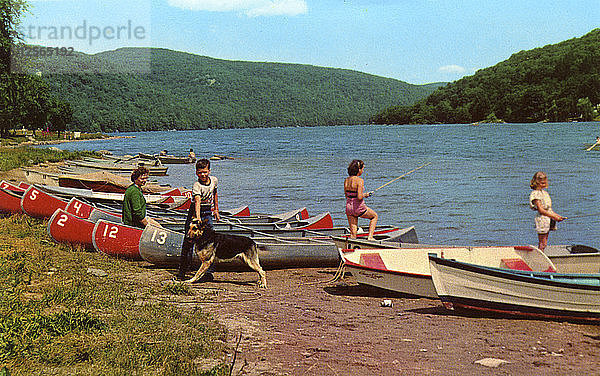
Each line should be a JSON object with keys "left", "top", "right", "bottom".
{"left": 0, "top": 214, "right": 229, "bottom": 375}
{"left": 0, "top": 147, "right": 97, "bottom": 172}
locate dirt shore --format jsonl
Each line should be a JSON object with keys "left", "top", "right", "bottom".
{"left": 163, "top": 267, "right": 600, "bottom": 376}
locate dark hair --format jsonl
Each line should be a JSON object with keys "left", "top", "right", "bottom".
{"left": 196, "top": 158, "right": 210, "bottom": 170}
{"left": 347, "top": 159, "right": 364, "bottom": 176}
{"left": 131, "top": 166, "right": 149, "bottom": 182}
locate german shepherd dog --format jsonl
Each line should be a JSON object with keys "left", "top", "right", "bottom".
{"left": 186, "top": 219, "right": 267, "bottom": 288}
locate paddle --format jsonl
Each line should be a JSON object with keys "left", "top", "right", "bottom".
{"left": 368, "top": 162, "right": 432, "bottom": 195}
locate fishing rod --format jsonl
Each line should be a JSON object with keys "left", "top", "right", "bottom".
{"left": 369, "top": 161, "right": 432, "bottom": 195}
{"left": 564, "top": 213, "right": 600, "bottom": 220}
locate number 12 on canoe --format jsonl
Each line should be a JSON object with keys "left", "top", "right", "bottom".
{"left": 92, "top": 220, "right": 144, "bottom": 260}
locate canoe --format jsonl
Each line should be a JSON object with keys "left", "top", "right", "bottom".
{"left": 35, "top": 185, "right": 188, "bottom": 207}
{"left": 330, "top": 227, "right": 419, "bottom": 248}
{"left": 92, "top": 220, "right": 144, "bottom": 260}
{"left": 0, "top": 188, "right": 24, "bottom": 214}
{"left": 212, "top": 212, "right": 333, "bottom": 232}
{"left": 0, "top": 180, "right": 25, "bottom": 192}
{"left": 340, "top": 245, "right": 557, "bottom": 298}
{"left": 20, "top": 185, "right": 68, "bottom": 219}
{"left": 544, "top": 244, "right": 600, "bottom": 273}
{"left": 429, "top": 254, "right": 600, "bottom": 322}
{"left": 139, "top": 152, "right": 195, "bottom": 164}
{"left": 138, "top": 224, "right": 340, "bottom": 269}
{"left": 58, "top": 171, "right": 170, "bottom": 194}
{"left": 66, "top": 160, "right": 168, "bottom": 176}
{"left": 47, "top": 208, "right": 96, "bottom": 249}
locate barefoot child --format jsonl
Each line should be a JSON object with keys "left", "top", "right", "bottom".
{"left": 344, "top": 159, "right": 378, "bottom": 240}
{"left": 529, "top": 171, "right": 565, "bottom": 251}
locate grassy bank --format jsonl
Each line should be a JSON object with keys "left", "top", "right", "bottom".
{"left": 0, "top": 147, "right": 98, "bottom": 172}
{"left": 0, "top": 214, "right": 229, "bottom": 375}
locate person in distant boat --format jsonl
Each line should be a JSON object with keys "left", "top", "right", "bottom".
{"left": 188, "top": 148, "right": 196, "bottom": 160}
{"left": 344, "top": 159, "right": 378, "bottom": 240}
{"left": 177, "top": 158, "right": 220, "bottom": 281}
{"left": 122, "top": 166, "right": 162, "bottom": 229}
{"left": 160, "top": 149, "right": 168, "bottom": 156}
{"left": 529, "top": 171, "right": 565, "bottom": 251}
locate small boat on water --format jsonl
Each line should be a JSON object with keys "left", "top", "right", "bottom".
{"left": 66, "top": 159, "right": 168, "bottom": 176}
{"left": 92, "top": 220, "right": 144, "bottom": 260}
{"left": 340, "top": 245, "right": 556, "bottom": 298}
{"left": 138, "top": 152, "right": 195, "bottom": 164}
{"left": 47, "top": 208, "right": 96, "bottom": 249}
{"left": 429, "top": 254, "right": 600, "bottom": 322}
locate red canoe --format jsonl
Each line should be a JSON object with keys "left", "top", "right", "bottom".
{"left": 47, "top": 208, "right": 96, "bottom": 249}
{"left": 0, "top": 188, "right": 24, "bottom": 214}
{"left": 20, "top": 186, "right": 68, "bottom": 219}
{"left": 65, "top": 197, "right": 95, "bottom": 219}
{"left": 0, "top": 181, "right": 25, "bottom": 192}
{"left": 92, "top": 220, "right": 143, "bottom": 260}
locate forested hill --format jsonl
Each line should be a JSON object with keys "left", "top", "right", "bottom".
{"left": 372, "top": 29, "right": 600, "bottom": 125}
{"left": 27, "top": 48, "right": 442, "bottom": 132}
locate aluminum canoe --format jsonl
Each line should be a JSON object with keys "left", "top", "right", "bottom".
{"left": 138, "top": 224, "right": 340, "bottom": 269}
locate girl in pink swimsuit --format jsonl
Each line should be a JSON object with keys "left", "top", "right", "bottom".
{"left": 344, "top": 159, "right": 378, "bottom": 240}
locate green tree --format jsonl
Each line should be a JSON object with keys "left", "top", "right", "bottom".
{"left": 577, "top": 97, "right": 595, "bottom": 121}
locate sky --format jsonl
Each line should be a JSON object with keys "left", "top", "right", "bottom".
{"left": 19, "top": 0, "right": 599, "bottom": 84}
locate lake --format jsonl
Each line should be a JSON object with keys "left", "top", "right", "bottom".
{"left": 50, "top": 122, "right": 600, "bottom": 249}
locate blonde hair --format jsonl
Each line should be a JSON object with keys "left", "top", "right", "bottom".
{"left": 530, "top": 171, "right": 547, "bottom": 190}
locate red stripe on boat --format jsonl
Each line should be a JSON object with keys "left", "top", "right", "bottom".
{"left": 20, "top": 186, "right": 68, "bottom": 219}
{"left": 360, "top": 253, "right": 388, "bottom": 270}
{"left": 233, "top": 206, "right": 251, "bottom": 217}
{"left": 501, "top": 258, "right": 533, "bottom": 271}
{"left": 514, "top": 246, "right": 534, "bottom": 251}
{"left": 299, "top": 213, "right": 334, "bottom": 230}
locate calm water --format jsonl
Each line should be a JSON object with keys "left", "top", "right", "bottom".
{"left": 51, "top": 123, "right": 600, "bottom": 248}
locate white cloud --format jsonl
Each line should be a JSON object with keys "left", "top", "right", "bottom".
{"left": 438, "top": 65, "right": 466, "bottom": 74}
{"left": 167, "top": 0, "right": 307, "bottom": 17}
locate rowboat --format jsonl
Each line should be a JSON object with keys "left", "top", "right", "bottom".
{"left": 139, "top": 152, "right": 195, "bottom": 164}
{"left": 138, "top": 224, "right": 340, "bottom": 269}
{"left": 544, "top": 244, "right": 600, "bottom": 273}
{"left": 429, "top": 254, "right": 600, "bottom": 322}
{"left": 340, "top": 245, "right": 556, "bottom": 298}
{"left": 92, "top": 220, "right": 144, "bottom": 260}
{"left": 332, "top": 236, "right": 600, "bottom": 274}
{"left": 21, "top": 185, "right": 68, "bottom": 219}
{"left": 47, "top": 208, "right": 96, "bottom": 249}
{"left": 0, "top": 188, "right": 24, "bottom": 214}
{"left": 66, "top": 159, "right": 168, "bottom": 176}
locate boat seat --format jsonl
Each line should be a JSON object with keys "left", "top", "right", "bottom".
{"left": 501, "top": 258, "right": 533, "bottom": 271}
{"left": 360, "top": 253, "right": 387, "bottom": 270}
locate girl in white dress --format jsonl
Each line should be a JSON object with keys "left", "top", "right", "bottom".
{"left": 529, "top": 171, "right": 565, "bottom": 251}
